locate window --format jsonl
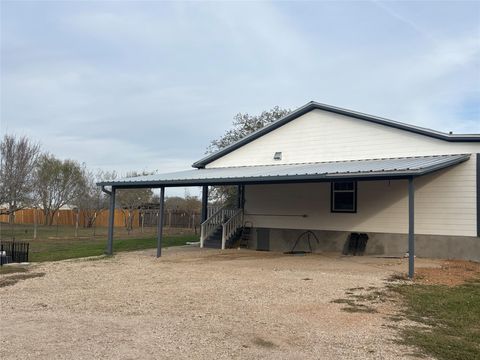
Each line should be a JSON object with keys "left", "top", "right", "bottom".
{"left": 331, "top": 181, "right": 357, "bottom": 213}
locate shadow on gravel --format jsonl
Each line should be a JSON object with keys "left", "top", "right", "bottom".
{"left": 0, "top": 272, "right": 45, "bottom": 288}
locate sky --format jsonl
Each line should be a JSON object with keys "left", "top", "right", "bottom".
{"left": 1, "top": 1, "right": 479, "bottom": 196}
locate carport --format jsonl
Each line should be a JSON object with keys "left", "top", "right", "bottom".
{"left": 97, "top": 153, "right": 470, "bottom": 278}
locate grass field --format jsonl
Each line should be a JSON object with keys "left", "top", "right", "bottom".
{"left": 0, "top": 222, "right": 198, "bottom": 241}
{"left": 0, "top": 222, "right": 198, "bottom": 262}
{"left": 391, "top": 278, "right": 480, "bottom": 360}
{"left": 28, "top": 234, "right": 198, "bottom": 262}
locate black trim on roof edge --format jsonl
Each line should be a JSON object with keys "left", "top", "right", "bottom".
{"left": 98, "top": 153, "right": 469, "bottom": 188}
{"left": 192, "top": 101, "right": 480, "bottom": 168}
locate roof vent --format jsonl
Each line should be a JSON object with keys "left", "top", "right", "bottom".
{"left": 273, "top": 152, "right": 282, "bottom": 160}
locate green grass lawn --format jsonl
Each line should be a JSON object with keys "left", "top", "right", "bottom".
{"left": 0, "top": 222, "right": 186, "bottom": 241}
{"left": 391, "top": 278, "right": 480, "bottom": 360}
{"left": 28, "top": 234, "right": 198, "bottom": 262}
{"left": 0, "top": 222, "right": 199, "bottom": 262}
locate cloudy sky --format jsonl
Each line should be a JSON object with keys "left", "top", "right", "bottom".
{"left": 1, "top": 1, "right": 479, "bottom": 195}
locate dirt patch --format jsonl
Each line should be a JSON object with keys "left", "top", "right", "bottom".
{"left": 0, "top": 272, "right": 45, "bottom": 288}
{"left": 415, "top": 260, "right": 480, "bottom": 286}
{"left": 252, "top": 337, "right": 277, "bottom": 349}
{"left": 0, "top": 266, "right": 28, "bottom": 275}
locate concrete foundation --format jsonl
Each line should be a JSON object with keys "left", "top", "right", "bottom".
{"left": 248, "top": 227, "right": 480, "bottom": 262}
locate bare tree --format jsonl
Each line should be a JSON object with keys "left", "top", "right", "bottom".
{"left": 116, "top": 171, "right": 153, "bottom": 233}
{"left": 0, "top": 134, "right": 40, "bottom": 223}
{"left": 207, "top": 106, "right": 291, "bottom": 205}
{"left": 207, "top": 106, "right": 291, "bottom": 153}
{"left": 76, "top": 169, "right": 109, "bottom": 229}
{"left": 34, "top": 154, "right": 87, "bottom": 225}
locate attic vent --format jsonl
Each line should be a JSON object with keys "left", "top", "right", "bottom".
{"left": 273, "top": 152, "right": 282, "bottom": 160}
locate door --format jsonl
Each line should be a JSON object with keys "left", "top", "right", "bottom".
{"left": 256, "top": 228, "right": 270, "bottom": 251}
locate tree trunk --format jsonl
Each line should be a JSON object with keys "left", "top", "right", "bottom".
{"left": 8, "top": 211, "right": 15, "bottom": 225}
{"left": 43, "top": 209, "right": 50, "bottom": 225}
{"left": 75, "top": 211, "right": 79, "bottom": 237}
{"left": 33, "top": 208, "right": 38, "bottom": 240}
{"left": 47, "top": 210, "right": 57, "bottom": 226}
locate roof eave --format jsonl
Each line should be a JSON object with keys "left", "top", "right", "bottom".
{"left": 98, "top": 153, "right": 470, "bottom": 189}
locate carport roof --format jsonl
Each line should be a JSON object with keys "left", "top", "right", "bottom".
{"left": 97, "top": 154, "right": 470, "bottom": 188}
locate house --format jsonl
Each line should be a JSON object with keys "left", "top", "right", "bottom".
{"left": 98, "top": 101, "right": 480, "bottom": 277}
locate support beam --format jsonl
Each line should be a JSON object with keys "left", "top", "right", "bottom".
{"left": 157, "top": 187, "right": 165, "bottom": 258}
{"left": 241, "top": 185, "right": 245, "bottom": 209}
{"left": 201, "top": 186, "right": 208, "bottom": 223}
{"left": 106, "top": 187, "right": 116, "bottom": 256}
{"left": 237, "top": 185, "right": 242, "bottom": 209}
{"left": 408, "top": 177, "right": 415, "bottom": 279}
{"left": 476, "top": 153, "right": 479, "bottom": 237}
{"left": 237, "top": 185, "right": 245, "bottom": 209}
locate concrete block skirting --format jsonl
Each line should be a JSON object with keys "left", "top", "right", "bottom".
{"left": 248, "top": 227, "right": 480, "bottom": 262}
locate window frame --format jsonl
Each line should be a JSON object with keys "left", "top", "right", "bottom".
{"left": 330, "top": 181, "right": 357, "bottom": 213}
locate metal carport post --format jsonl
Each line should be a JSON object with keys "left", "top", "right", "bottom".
{"left": 201, "top": 186, "right": 208, "bottom": 223}
{"left": 157, "top": 187, "right": 165, "bottom": 258}
{"left": 104, "top": 186, "right": 116, "bottom": 256}
{"left": 408, "top": 177, "right": 415, "bottom": 279}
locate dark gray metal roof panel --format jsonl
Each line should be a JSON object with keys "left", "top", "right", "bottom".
{"left": 98, "top": 154, "right": 470, "bottom": 188}
{"left": 193, "top": 101, "right": 480, "bottom": 168}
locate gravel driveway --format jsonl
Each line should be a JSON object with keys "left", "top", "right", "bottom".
{"left": 0, "top": 247, "right": 435, "bottom": 359}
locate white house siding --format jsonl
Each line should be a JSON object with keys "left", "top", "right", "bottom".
{"left": 244, "top": 180, "right": 408, "bottom": 234}
{"left": 244, "top": 155, "right": 478, "bottom": 237}
{"left": 207, "top": 108, "right": 479, "bottom": 238}
{"left": 415, "top": 155, "right": 477, "bottom": 237}
{"left": 206, "top": 109, "right": 479, "bottom": 168}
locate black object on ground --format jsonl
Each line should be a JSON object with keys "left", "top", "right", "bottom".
{"left": 342, "top": 233, "right": 369, "bottom": 256}
{"left": 284, "top": 230, "right": 319, "bottom": 254}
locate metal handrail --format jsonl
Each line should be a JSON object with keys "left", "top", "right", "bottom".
{"left": 221, "top": 209, "right": 243, "bottom": 250}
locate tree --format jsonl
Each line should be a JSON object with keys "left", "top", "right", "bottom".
{"left": 34, "top": 154, "right": 87, "bottom": 225}
{"left": 116, "top": 171, "right": 153, "bottom": 233}
{"left": 207, "top": 106, "right": 291, "bottom": 153}
{"left": 207, "top": 106, "right": 291, "bottom": 205}
{"left": 162, "top": 192, "right": 201, "bottom": 229}
{"left": 0, "top": 134, "right": 40, "bottom": 223}
{"left": 76, "top": 169, "right": 109, "bottom": 229}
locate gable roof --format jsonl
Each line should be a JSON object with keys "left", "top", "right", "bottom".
{"left": 193, "top": 101, "right": 480, "bottom": 168}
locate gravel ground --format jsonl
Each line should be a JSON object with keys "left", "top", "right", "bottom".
{"left": 0, "top": 247, "right": 437, "bottom": 359}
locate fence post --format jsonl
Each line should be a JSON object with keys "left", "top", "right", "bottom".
{"left": 75, "top": 209, "right": 79, "bottom": 238}
{"left": 33, "top": 208, "right": 38, "bottom": 240}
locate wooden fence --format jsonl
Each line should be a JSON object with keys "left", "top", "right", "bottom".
{"left": 0, "top": 208, "right": 201, "bottom": 229}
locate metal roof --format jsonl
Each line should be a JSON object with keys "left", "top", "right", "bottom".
{"left": 98, "top": 154, "right": 470, "bottom": 188}
{"left": 193, "top": 101, "right": 480, "bottom": 168}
